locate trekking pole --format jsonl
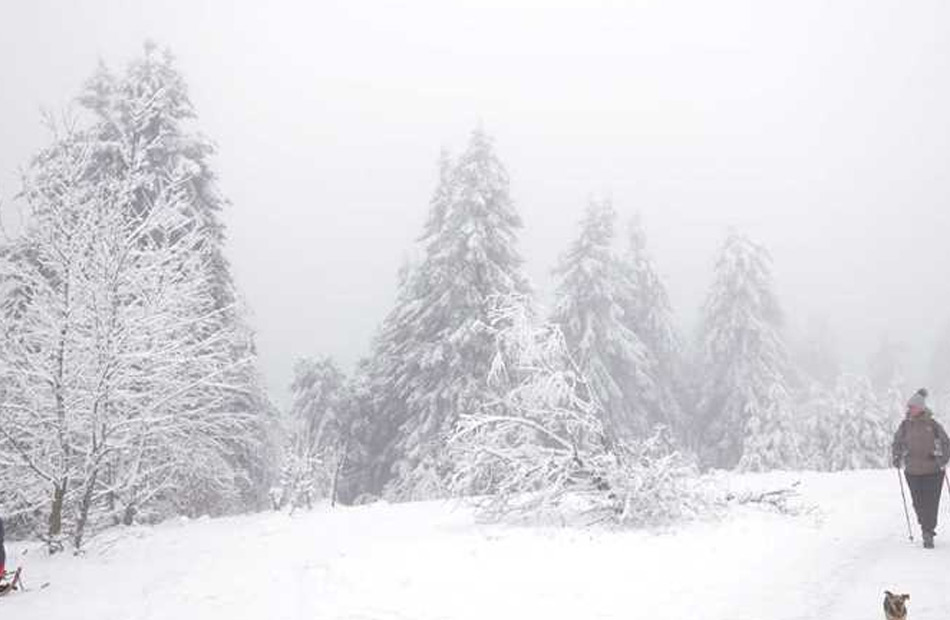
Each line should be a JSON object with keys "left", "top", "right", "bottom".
{"left": 898, "top": 468, "right": 914, "bottom": 541}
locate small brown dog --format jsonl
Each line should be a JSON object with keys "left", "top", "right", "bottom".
{"left": 883, "top": 591, "right": 909, "bottom": 620}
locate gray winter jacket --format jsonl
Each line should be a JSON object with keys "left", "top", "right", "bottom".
{"left": 892, "top": 409, "right": 950, "bottom": 475}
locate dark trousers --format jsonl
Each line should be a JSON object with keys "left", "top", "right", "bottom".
{"left": 906, "top": 471, "right": 945, "bottom": 536}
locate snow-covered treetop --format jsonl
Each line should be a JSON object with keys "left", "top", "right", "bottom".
{"left": 553, "top": 197, "right": 619, "bottom": 320}
{"left": 421, "top": 127, "right": 528, "bottom": 299}
{"left": 701, "top": 230, "right": 784, "bottom": 368}
{"left": 620, "top": 213, "right": 680, "bottom": 367}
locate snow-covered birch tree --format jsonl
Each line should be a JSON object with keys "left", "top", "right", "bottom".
{"left": 0, "top": 131, "right": 100, "bottom": 548}
{"left": 75, "top": 43, "right": 275, "bottom": 518}
{"left": 0, "top": 44, "right": 274, "bottom": 548}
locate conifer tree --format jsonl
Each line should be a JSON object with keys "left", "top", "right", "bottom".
{"left": 823, "top": 374, "right": 889, "bottom": 470}
{"left": 697, "top": 232, "right": 791, "bottom": 469}
{"left": 370, "top": 129, "right": 530, "bottom": 500}
{"left": 78, "top": 42, "right": 232, "bottom": 305}
{"left": 277, "top": 357, "right": 348, "bottom": 510}
{"left": 550, "top": 199, "right": 651, "bottom": 442}
{"left": 738, "top": 384, "right": 802, "bottom": 471}
{"left": 617, "top": 214, "right": 684, "bottom": 435}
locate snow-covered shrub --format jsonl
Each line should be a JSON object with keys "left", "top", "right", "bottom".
{"left": 449, "top": 297, "right": 608, "bottom": 516}
{"left": 608, "top": 429, "right": 706, "bottom": 526}
{"left": 450, "top": 297, "right": 708, "bottom": 527}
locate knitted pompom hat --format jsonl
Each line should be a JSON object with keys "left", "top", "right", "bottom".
{"left": 907, "top": 388, "right": 928, "bottom": 409}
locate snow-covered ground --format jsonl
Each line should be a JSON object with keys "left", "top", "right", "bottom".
{"left": 3, "top": 469, "right": 947, "bottom": 619}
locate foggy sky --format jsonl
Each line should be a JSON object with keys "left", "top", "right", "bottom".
{"left": 2, "top": 0, "right": 949, "bottom": 405}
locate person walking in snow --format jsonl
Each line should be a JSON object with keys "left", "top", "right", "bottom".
{"left": 892, "top": 388, "right": 950, "bottom": 548}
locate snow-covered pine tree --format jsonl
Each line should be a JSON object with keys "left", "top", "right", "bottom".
{"left": 819, "top": 374, "right": 889, "bottom": 470}
{"left": 617, "top": 213, "right": 685, "bottom": 436}
{"left": 373, "top": 128, "right": 530, "bottom": 500}
{"left": 697, "top": 231, "right": 794, "bottom": 470}
{"left": 78, "top": 42, "right": 232, "bottom": 305}
{"left": 358, "top": 151, "right": 457, "bottom": 498}
{"left": 795, "top": 380, "right": 833, "bottom": 471}
{"left": 331, "top": 358, "right": 375, "bottom": 505}
{"left": 737, "top": 384, "right": 802, "bottom": 472}
{"left": 550, "top": 198, "right": 653, "bottom": 443}
{"left": 277, "top": 357, "right": 348, "bottom": 511}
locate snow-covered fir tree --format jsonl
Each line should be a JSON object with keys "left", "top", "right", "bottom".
{"left": 738, "top": 384, "right": 802, "bottom": 472}
{"left": 697, "top": 231, "right": 794, "bottom": 470}
{"left": 276, "top": 357, "right": 350, "bottom": 510}
{"left": 357, "top": 150, "right": 457, "bottom": 496}
{"left": 797, "top": 374, "right": 889, "bottom": 471}
{"left": 368, "top": 128, "right": 530, "bottom": 500}
{"left": 331, "top": 358, "right": 376, "bottom": 505}
{"left": 78, "top": 42, "right": 233, "bottom": 307}
{"left": 355, "top": 153, "right": 458, "bottom": 499}
{"left": 550, "top": 199, "right": 653, "bottom": 442}
{"left": 617, "top": 213, "right": 685, "bottom": 435}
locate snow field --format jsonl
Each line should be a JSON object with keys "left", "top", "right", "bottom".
{"left": 4, "top": 469, "right": 948, "bottom": 620}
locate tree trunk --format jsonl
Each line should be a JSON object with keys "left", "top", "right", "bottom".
{"left": 122, "top": 501, "right": 137, "bottom": 526}
{"left": 73, "top": 468, "right": 99, "bottom": 550}
{"left": 331, "top": 438, "right": 350, "bottom": 508}
{"left": 47, "top": 480, "right": 67, "bottom": 553}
